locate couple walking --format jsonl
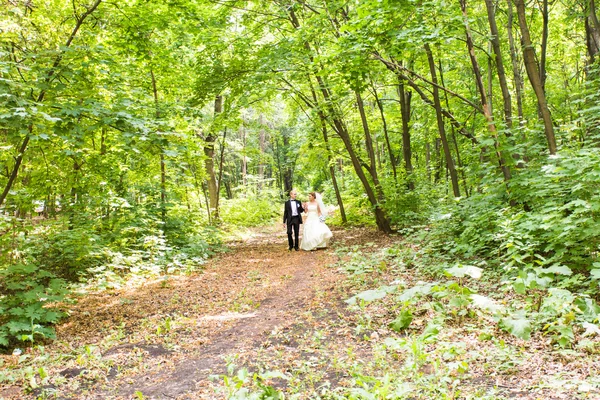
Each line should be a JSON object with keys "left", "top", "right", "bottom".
{"left": 282, "top": 189, "right": 333, "bottom": 251}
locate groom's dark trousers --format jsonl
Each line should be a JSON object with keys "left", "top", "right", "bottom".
{"left": 284, "top": 199, "right": 303, "bottom": 250}
{"left": 287, "top": 215, "right": 301, "bottom": 250}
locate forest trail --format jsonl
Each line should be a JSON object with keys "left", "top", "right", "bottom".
{"left": 54, "top": 224, "right": 360, "bottom": 400}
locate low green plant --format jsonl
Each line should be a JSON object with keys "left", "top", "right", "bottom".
{"left": 0, "top": 263, "right": 69, "bottom": 347}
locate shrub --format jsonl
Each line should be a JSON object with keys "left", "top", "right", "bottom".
{"left": 0, "top": 263, "right": 69, "bottom": 348}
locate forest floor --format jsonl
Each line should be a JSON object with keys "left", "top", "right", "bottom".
{"left": 1, "top": 225, "right": 599, "bottom": 399}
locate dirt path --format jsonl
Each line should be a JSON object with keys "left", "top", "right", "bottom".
{"left": 53, "top": 225, "right": 345, "bottom": 399}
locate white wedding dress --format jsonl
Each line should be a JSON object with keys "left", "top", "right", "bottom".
{"left": 300, "top": 203, "right": 333, "bottom": 251}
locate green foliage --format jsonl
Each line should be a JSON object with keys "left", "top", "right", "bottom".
{"left": 29, "top": 228, "right": 106, "bottom": 281}
{"left": 220, "top": 196, "right": 280, "bottom": 227}
{"left": 217, "top": 363, "right": 287, "bottom": 400}
{"left": 0, "top": 263, "right": 68, "bottom": 347}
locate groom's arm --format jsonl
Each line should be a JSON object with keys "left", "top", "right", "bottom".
{"left": 283, "top": 203, "right": 288, "bottom": 224}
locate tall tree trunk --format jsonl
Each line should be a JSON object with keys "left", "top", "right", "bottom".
{"left": 506, "top": 0, "right": 525, "bottom": 124}
{"left": 309, "top": 80, "right": 347, "bottom": 223}
{"left": 240, "top": 124, "right": 248, "bottom": 187}
{"left": 587, "top": 0, "right": 600, "bottom": 64}
{"left": 0, "top": 0, "right": 103, "bottom": 209}
{"left": 540, "top": 0, "right": 549, "bottom": 91}
{"left": 355, "top": 90, "right": 385, "bottom": 204}
{"left": 438, "top": 59, "right": 470, "bottom": 197}
{"left": 460, "top": 0, "right": 512, "bottom": 182}
{"left": 485, "top": 0, "right": 514, "bottom": 129}
{"left": 397, "top": 76, "right": 415, "bottom": 190}
{"left": 215, "top": 128, "right": 227, "bottom": 214}
{"left": 514, "top": 0, "right": 557, "bottom": 154}
{"left": 317, "top": 75, "right": 392, "bottom": 232}
{"left": 150, "top": 69, "right": 167, "bottom": 222}
{"left": 426, "top": 141, "right": 432, "bottom": 182}
{"left": 257, "top": 114, "right": 266, "bottom": 192}
{"left": 287, "top": 7, "right": 392, "bottom": 232}
{"left": 424, "top": 44, "right": 461, "bottom": 197}
{"left": 68, "top": 160, "right": 82, "bottom": 230}
{"left": 204, "top": 96, "right": 221, "bottom": 221}
{"left": 282, "top": 131, "right": 293, "bottom": 193}
{"left": 370, "top": 80, "right": 398, "bottom": 183}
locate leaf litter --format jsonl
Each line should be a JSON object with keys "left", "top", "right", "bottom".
{"left": 1, "top": 226, "right": 599, "bottom": 399}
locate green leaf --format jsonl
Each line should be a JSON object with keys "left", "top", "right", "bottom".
{"left": 445, "top": 265, "right": 482, "bottom": 279}
{"left": 582, "top": 322, "right": 600, "bottom": 337}
{"left": 398, "top": 282, "right": 435, "bottom": 302}
{"left": 389, "top": 309, "right": 413, "bottom": 332}
{"left": 513, "top": 280, "right": 526, "bottom": 295}
{"left": 500, "top": 317, "right": 532, "bottom": 340}
{"left": 470, "top": 294, "right": 503, "bottom": 313}
{"left": 541, "top": 265, "right": 572, "bottom": 276}
{"left": 590, "top": 269, "right": 600, "bottom": 280}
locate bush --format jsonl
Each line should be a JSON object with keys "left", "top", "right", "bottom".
{"left": 30, "top": 228, "right": 106, "bottom": 281}
{"left": 220, "top": 197, "right": 280, "bottom": 227}
{"left": 0, "top": 263, "right": 69, "bottom": 348}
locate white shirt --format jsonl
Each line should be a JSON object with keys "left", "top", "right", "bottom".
{"left": 291, "top": 200, "right": 298, "bottom": 216}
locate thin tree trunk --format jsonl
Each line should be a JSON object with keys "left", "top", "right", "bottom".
{"left": 150, "top": 69, "right": 167, "bottom": 222}
{"left": 240, "top": 124, "right": 248, "bottom": 187}
{"left": 514, "top": 0, "right": 557, "bottom": 154}
{"left": 540, "top": 0, "right": 549, "bottom": 91}
{"left": 204, "top": 96, "right": 221, "bottom": 221}
{"left": 397, "top": 76, "right": 415, "bottom": 190}
{"left": 507, "top": 0, "right": 525, "bottom": 124}
{"left": 370, "top": 79, "right": 398, "bottom": 183}
{"left": 215, "top": 128, "right": 227, "bottom": 214}
{"left": 461, "top": 0, "right": 512, "bottom": 182}
{"left": 485, "top": 0, "right": 513, "bottom": 129}
{"left": 438, "top": 58, "right": 470, "bottom": 197}
{"left": 426, "top": 141, "right": 432, "bottom": 182}
{"left": 424, "top": 43, "right": 461, "bottom": 197}
{"left": 309, "top": 79, "right": 347, "bottom": 223}
{"left": 68, "top": 160, "right": 82, "bottom": 230}
{"left": 258, "top": 114, "right": 266, "bottom": 192}
{"left": 587, "top": 0, "right": 600, "bottom": 64}
{"left": 355, "top": 90, "right": 385, "bottom": 203}
{"left": 317, "top": 75, "right": 392, "bottom": 232}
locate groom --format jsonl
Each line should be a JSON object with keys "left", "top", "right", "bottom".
{"left": 283, "top": 189, "right": 304, "bottom": 251}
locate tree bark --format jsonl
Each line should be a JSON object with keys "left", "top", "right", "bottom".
{"left": 485, "top": 0, "right": 514, "bottom": 129}
{"left": 309, "top": 80, "right": 347, "bottom": 223}
{"left": 460, "top": 0, "right": 511, "bottom": 182}
{"left": 257, "top": 114, "right": 266, "bottom": 192}
{"left": 540, "top": 0, "right": 549, "bottom": 91}
{"left": 514, "top": 0, "right": 557, "bottom": 154}
{"left": 370, "top": 79, "right": 398, "bottom": 183}
{"left": 587, "top": 0, "right": 600, "bottom": 64}
{"left": 240, "top": 123, "right": 248, "bottom": 187}
{"left": 150, "top": 68, "right": 167, "bottom": 222}
{"left": 397, "top": 76, "right": 415, "bottom": 190}
{"left": 425, "top": 44, "right": 461, "bottom": 197}
{"left": 204, "top": 96, "right": 221, "bottom": 222}
{"left": 506, "top": 0, "right": 525, "bottom": 124}
{"left": 355, "top": 90, "right": 385, "bottom": 203}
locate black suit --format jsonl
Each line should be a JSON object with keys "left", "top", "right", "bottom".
{"left": 283, "top": 199, "right": 304, "bottom": 250}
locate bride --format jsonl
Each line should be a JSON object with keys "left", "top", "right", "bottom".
{"left": 300, "top": 192, "right": 333, "bottom": 251}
